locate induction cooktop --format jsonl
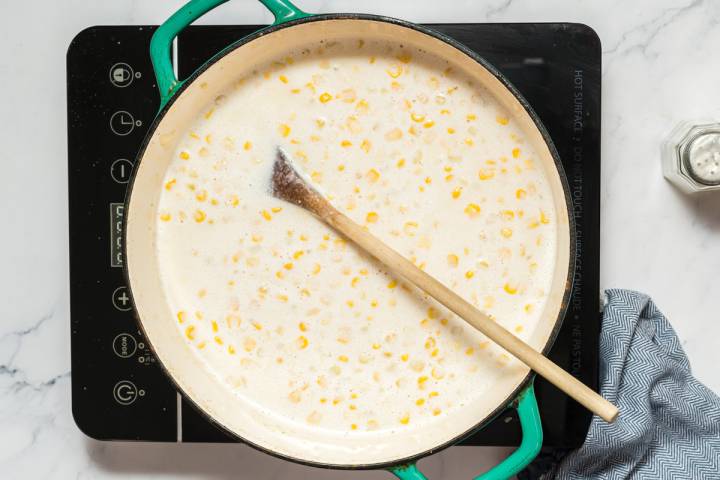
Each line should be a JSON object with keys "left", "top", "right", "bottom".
{"left": 67, "top": 22, "right": 601, "bottom": 447}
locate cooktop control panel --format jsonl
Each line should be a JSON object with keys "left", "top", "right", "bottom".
{"left": 68, "top": 23, "right": 601, "bottom": 446}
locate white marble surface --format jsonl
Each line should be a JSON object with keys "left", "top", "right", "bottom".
{"left": 1, "top": 0, "right": 719, "bottom": 478}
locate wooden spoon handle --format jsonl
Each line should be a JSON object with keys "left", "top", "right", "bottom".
{"left": 325, "top": 209, "right": 618, "bottom": 423}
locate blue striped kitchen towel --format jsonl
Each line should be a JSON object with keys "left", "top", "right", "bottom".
{"left": 522, "top": 289, "right": 720, "bottom": 479}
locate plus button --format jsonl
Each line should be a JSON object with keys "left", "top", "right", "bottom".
{"left": 112, "top": 286, "right": 132, "bottom": 311}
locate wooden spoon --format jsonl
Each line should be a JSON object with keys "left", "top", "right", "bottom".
{"left": 271, "top": 148, "right": 618, "bottom": 423}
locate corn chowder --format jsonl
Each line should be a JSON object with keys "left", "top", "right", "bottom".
{"left": 156, "top": 38, "right": 556, "bottom": 434}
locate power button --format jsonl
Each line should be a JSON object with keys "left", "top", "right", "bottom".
{"left": 113, "top": 380, "right": 145, "bottom": 405}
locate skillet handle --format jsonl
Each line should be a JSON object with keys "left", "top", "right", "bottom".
{"left": 150, "top": 0, "right": 309, "bottom": 108}
{"left": 387, "top": 382, "right": 542, "bottom": 480}
{"left": 474, "top": 382, "right": 543, "bottom": 480}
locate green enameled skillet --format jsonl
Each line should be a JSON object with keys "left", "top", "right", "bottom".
{"left": 123, "top": 1, "right": 575, "bottom": 478}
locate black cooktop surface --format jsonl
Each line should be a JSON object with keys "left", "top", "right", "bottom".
{"left": 67, "top": 22, "right": 601, "bottom": 447}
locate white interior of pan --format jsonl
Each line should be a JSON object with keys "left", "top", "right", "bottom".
{"left": 126, "top": 18, "right": 571, "bottom": 467}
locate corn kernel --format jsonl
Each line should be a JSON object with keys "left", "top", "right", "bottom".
{"left": 465, "top": 270, "right": 475, "bottom": 279}
{"left": 451, "top": 187, "right": 462, "bottom": 199}
{"left": 279, "top": 124, "right": 291, "bottom": 137}
{"left": 160, "top": 213, "right": 172, "bottom": 222}
{"left": 185, "top": 325, "right": 195, "bottom": 341}
{"left": 387, "top": 279, "right": 398, "bottom": 289}
{"left": 447, "top": 127, "right": 456, "bottom": 134}
{"left": 496, "top": 116, "right": 509, "bottom": 125}
{"left": 478, "top": 169, "right": 495, "bottom": 180}
{"left": 504, "top": 283, "right": 518, "bottom": 295}
{"left": 278, "top": 74, "right": 288, "bottom": 84}
{"left": 385, "top": 128, "right": 403, "bottom": 141}
{"left": 465, "top": 138, "right": 474, "bottom": 146}
{"left": 312, "top": 263, "right": 321, "bottom": 275}
{"left": 396, "top": 51, "right": 412, "bottom": 63}
{"left": 540, "top": 210, "right": 550, "bottom": 224}
{"left": 399, "top": 414, "right": 410, "bottom": 425}
{"left": 297, "top": 336, "right": 309, "bottom": 349}
{"left": 446, "top": 254, "right": 459, "bottom": 267}
{"left": 179, "top": 151, "right": 190, "bottom": 160}
{"left": 501, "top": 210, "right": 515, "bottom": 221}
{"left": 466, "top": 113, "right": 477, "bottom": 122}
{"left": 366, "top": 211, "right": 379, "bottom": 223}
{"left": 164, "top": 178, "right": 176, "bottom": 191}
{"left": 319, "top": 92, "right": 332, "bottom": 103}
{"left": 386, "top": 65, "right": 403, "bottom": 78}
{"left": 501, "top": 228, "right": 513, "bottom": 238}
{"left": 261, "top": 210, "right": 272, "bottom": 221}
{"left": 464, "top": 203, "right": 481, "bottom": 217}
{"left": 433, "top": 408, "right": 442, "bottom": 416}
{"left": 338, "top": 355, "right": 349, "bottom": 363}
{"left": 512, "top": 147, "right": 521, "bottom": 158}
{"left": 194, "top": 210, "right": 206, "bottom": 223}
{"left": 240, "top": 337, "right": 256, "bottom": 353}
{"left": 401, "top": 354, "right": 409, "bottom": 362}
{"left": 363, "top": 168, "right": 381, "bottom": 184}
{"left": 360, "top": 139, "right": 371, "bottom": 153}
{"left": 411, "top": 112, "right": 426, "bottom": 123}
{"left": 354, "top": 99, "right": 370, "bottom": 115}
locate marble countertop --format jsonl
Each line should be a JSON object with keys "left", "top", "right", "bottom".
{"left": 2, "top": 0, "right": 719, "bottom": 478}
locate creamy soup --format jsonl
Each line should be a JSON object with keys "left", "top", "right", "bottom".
{"left": 156, "top": 38, "right": 557, "bottom": 434}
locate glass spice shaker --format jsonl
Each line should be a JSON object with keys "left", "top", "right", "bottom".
{"left": 662, "top": 121, "right": 720, "bottom": 193}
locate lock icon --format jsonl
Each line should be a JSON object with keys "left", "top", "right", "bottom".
{"left": 109, "top": 63, "right": 134, "bottom": 87}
